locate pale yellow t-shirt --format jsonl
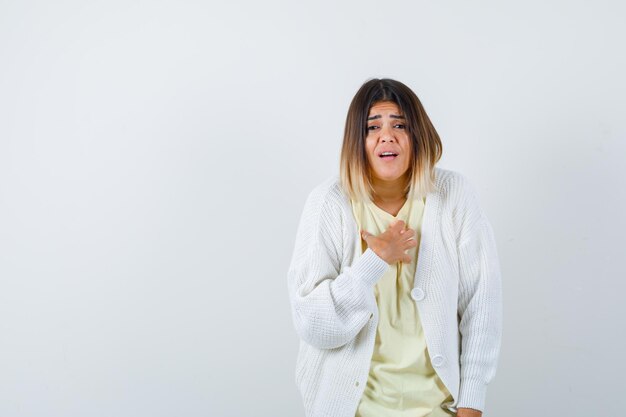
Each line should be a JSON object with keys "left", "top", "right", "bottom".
{"left": 351, "top": 195, "right": 455, "bottom": 417}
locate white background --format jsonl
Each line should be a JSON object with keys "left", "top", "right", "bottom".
{"left": 1, "top": 1, "right": 625, "bottom": 416}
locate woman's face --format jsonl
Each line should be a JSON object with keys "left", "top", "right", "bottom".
{"left": 365, "top": 101, "right": 412, "bottom": 184}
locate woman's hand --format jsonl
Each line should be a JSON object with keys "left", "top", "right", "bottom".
{"left": 456, "top": 408, "right": 482, "bottom": 417}
{"left": 361, "top": 220, "right": 417, "bottom": 264}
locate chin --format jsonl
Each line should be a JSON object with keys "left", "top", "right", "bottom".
{"left": 374, "top": 173, "right": 404, "bottom": 182}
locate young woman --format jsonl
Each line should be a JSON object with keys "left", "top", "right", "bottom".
{"left": 287, "top": 78, "right": 502, "bottom": 417}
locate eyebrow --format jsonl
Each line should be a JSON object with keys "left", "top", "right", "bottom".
{"left": 367, "top": 114, "right": 405, "bottom": 121}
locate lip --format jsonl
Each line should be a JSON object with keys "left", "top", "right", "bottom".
{"left": 378, "top": 149, "right": 400, "bottom": 158}
{"left": 379, "top": 155, "right": 398, "bottom": 162}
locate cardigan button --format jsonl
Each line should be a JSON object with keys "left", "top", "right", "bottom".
{"left": 432, "top": 355, "right": 445, "bottom": 367}
{"left": 410, "top": 288, "right": 425, "bottom": 301}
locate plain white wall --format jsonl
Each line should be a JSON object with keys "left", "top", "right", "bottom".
{"left": 1, "top": 1, "right": 624, "bottom": 416}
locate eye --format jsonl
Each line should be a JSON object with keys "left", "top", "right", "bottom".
{"left": 394, "top": 124, "right": 406, "bottom": 129}
{"left": 367, "top": 125, "right": 378, "bottom": 131}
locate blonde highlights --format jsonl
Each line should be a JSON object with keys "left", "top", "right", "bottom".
{"left": 339, "top": 78, "right": 443, "bottom": 203}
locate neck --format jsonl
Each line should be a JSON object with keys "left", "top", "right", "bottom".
{"left": 371, "top": 174, "right": 409, "bottom": 203}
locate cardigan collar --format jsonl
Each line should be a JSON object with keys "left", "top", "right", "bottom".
{"left": 334, "top": 167, "right": 445, "bottom": 287}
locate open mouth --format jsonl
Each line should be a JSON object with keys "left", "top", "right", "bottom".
{"left": 379, "top": 152, "right": 398, "bottom": 160}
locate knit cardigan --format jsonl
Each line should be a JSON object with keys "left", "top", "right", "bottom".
{"left": 287, "top": 166, "right": 502, "bottom": 417}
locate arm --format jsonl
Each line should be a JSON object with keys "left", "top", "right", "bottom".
{"left": 287, "top": 188, "right": 389, "bottom": 350}
{"left": 455, "top": 178, "right": 503, "bottom": 411}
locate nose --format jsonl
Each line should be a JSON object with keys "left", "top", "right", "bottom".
{"left": 379, "top": 125, "right": 396, "bottom": 142}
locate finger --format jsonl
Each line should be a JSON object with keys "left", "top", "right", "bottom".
{"left": 392, "top": 220, "right": 406, "bottom": 229}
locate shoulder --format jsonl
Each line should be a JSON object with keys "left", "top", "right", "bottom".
{"left": 296, "top": 175, "right": 351, "bottom": 238}
{"left": 434, "top": 166, "right": 478, "bottom": 200}
{"left": 296, "top": 175, "right": 348, "bottom": 260}
{"left": 434, "top": 166, "right": 485, "bottom": 220}
{"left": 305, "top": 174, "right": 350, "bottom": 213}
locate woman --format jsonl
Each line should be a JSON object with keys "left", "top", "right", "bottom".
{"left": 287, "top": 78, "right": 502, "bottom": 417}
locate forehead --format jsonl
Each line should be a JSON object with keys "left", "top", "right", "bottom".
{"left": 368, "top": 101, "right": 402, "bottom": 115}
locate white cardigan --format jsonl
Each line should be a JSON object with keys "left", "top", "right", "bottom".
{"left": 287, "top": 167, "right": 503, "bottom": 417}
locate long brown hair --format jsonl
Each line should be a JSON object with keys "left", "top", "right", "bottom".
{"left": 339, "top": 78, "right": 443, "bottom": 202}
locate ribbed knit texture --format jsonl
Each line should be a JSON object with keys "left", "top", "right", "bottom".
{"left": 287, "top": 167, "right": 503, "bottom": 417}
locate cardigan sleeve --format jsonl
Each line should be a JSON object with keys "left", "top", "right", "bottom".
{"left": 455, "top": 177, "right": 503, "bottom": 412}
{"left": 287, "top": 186, "right": 389, "bottom": 350}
